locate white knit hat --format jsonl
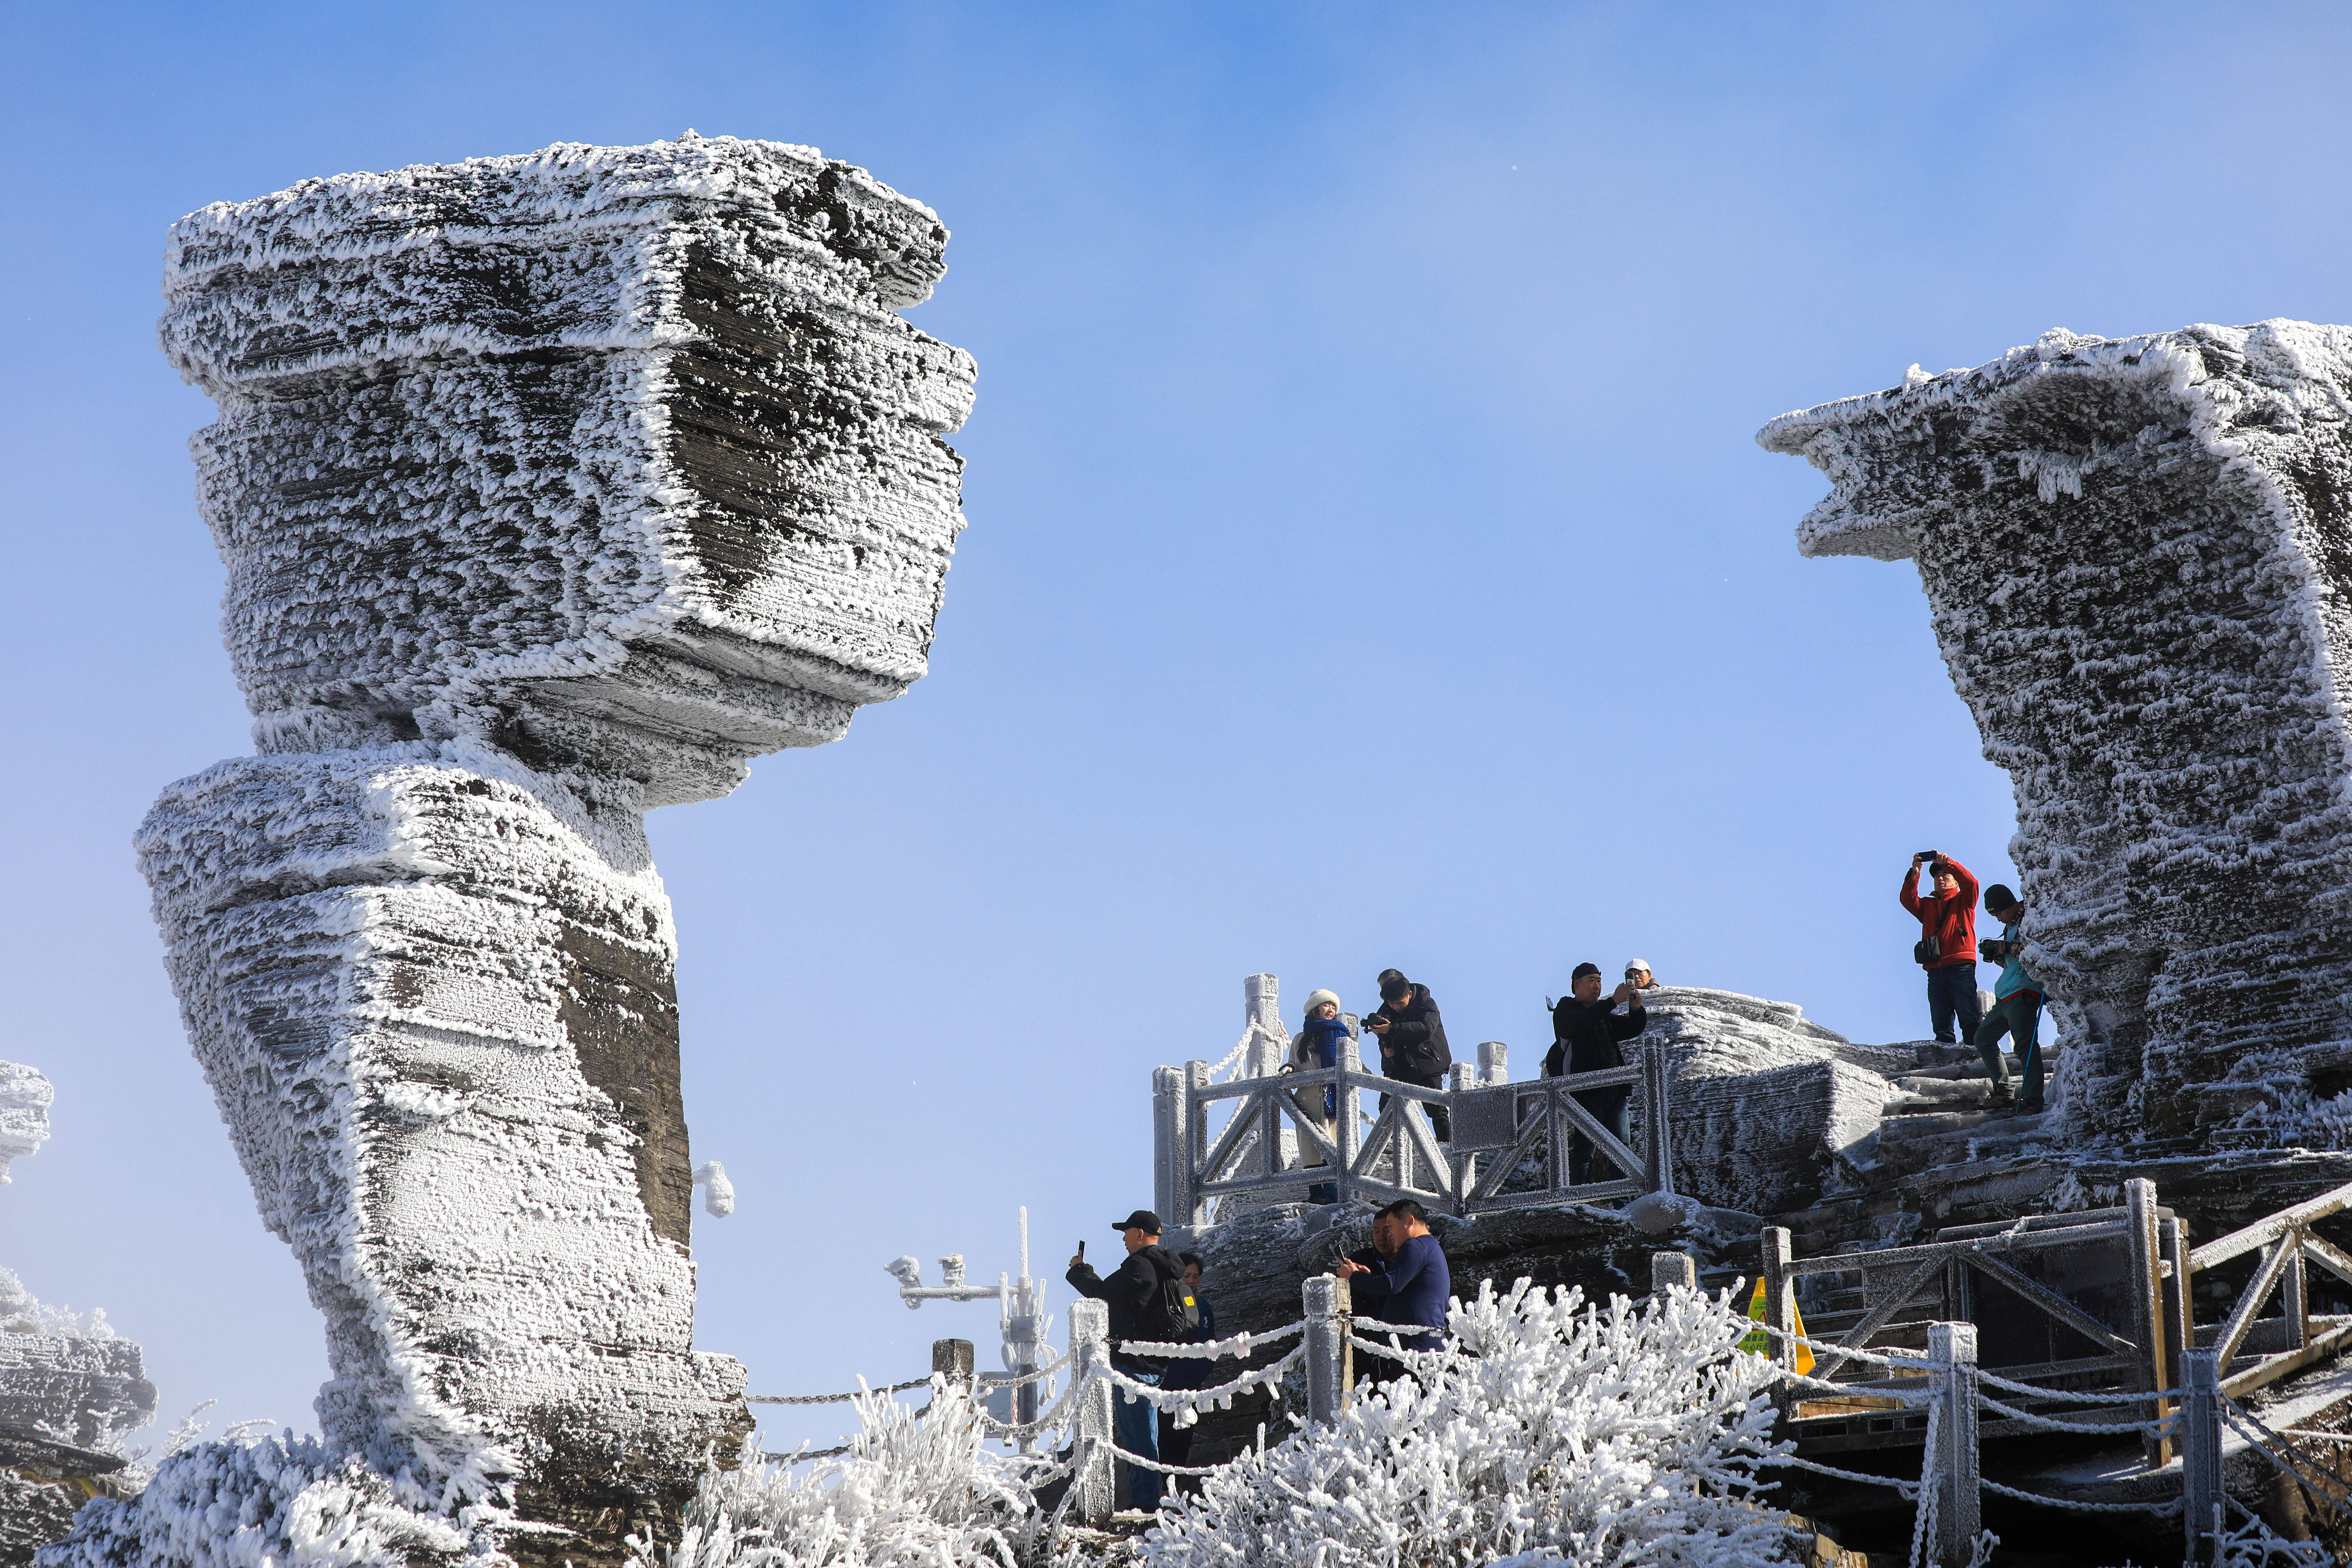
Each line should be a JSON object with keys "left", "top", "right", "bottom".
{"left": 1303, "top": 988, "right": 1342, "bottom": 1017}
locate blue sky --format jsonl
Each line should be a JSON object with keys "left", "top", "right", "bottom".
{"left": 7, "top": 1, "right": 2352, "bottom": 1455}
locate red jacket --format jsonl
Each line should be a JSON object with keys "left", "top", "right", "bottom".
{"left": 1901, "top": 858, "right": 1979, "bottom": 969}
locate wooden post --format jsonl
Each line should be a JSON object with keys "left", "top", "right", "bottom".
{"left": 2284, "top": 1224, "right": 2310, "bottom": 1351}
{"left": 932, "top": 1337, "right": 975, "bottom": 1390}
{"left": 1927, "top": 1321, "right": 1981, "bottom": 1568}
{"left": 1477, "top": 1040, "right": 1507, "bottom": 1086}
{"left": 2182, "top": 1349, "right": 2222, "bottom": 1567}
{"left": 1304, "top": 1274, "right": 1352, "bottom": 1424}
{"left": 1334, "top": 1031, "right": 1363, "bottom": 1207}
{"left": 1652, "top": 1251, "right": 1697, "bottom": 1295}
{"left": 2124, "top": 1178, "right": 2169, "bottom": 1468}
{"left": 1762, "top": 1227, "right": 1797, "bottom": 1410}
{"left": 2162, "top": 1214, "right": 2193, "bottom": 1379}
{"left": 1153, "top": 1065, "right": 1184, "bottom": 1226}
{"left": 1069, "top": 1300, "right": 1116, "bottom": 1525}
{"left": 1642, "top": 1040, "right": 1674, "bottom": 1196}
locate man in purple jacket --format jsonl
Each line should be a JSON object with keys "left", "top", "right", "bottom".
{"left": 1337, "top": 1199, "right": 1451, "bottom": 1359}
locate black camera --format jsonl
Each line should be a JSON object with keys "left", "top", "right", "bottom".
{"left": 1363, "top": 1011, "right": 1389, "bottom": 1030}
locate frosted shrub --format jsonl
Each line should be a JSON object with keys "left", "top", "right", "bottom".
{"left": 1140, "top": 1280, "right": 1790, "bottom": 1568}
{"left": 647, "top": 1378, "right": 1037, "bottom": 1568}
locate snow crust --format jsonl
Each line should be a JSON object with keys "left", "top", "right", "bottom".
{"left": 0, "top": 1059, "right": 52, "bottom": 1183}
{"left": 1761, "top": 322, "right": 2352, "bottom": 1147}
{"left": 160, "top": 134, "right": 976, "bottom": 809}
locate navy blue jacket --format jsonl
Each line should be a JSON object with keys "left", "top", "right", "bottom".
{"left": 1347, "top": 1232, "right": 1450, "bottom": 1351}
{"left": 1158, "top": 1299, "right": 1218, "bottom": 1391}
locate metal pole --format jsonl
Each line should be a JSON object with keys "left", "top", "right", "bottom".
{"left": 1334, "top": 1030, "right": 1363, "bottom": 1207}
{"left": 2124, "top": 1178, "right": 2168, "bottom": 1468}
{"left": 1304, "top": 1274, "right": 1352, "bottom": 1424}
{"left": 1069, "top": 1299, "right": 1115, "bottom": 1525}
{"left": 2182, "top": 1349, "right": 2222, "bottom": 1568}
{"left": 1927, "top": 1320, "right": 1981, "bottom": 1568}
{"left": 1477, "top": 1040, "right": 1507, "bottom": 1086}
{"left": 1651, "top": 1251, "right": 1696, "bottom": 1295}
{"left": 1643, "top": 1039, "right": 1674, "bottom": 1196}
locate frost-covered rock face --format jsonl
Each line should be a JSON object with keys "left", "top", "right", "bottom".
{"left": 1760, "top": 323, "right": 2352, "bottom": 1147}
{"left": 161, "top": 133, "right": 976, "bottom": 808}
{"left": 1645, "top": 988, "right": 1898, "bottom": 1213}
{"left": 0, "top": 1062, "right": 51, "bottom": 1184}
{"left": 79, "top": 136, "right": 975, "bottom": 1568}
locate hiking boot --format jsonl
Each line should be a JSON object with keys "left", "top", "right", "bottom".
{"left": 1986, "top": 1085, "right": 2015, "bottom": 1110}
{"left": 2017, "top": 1100, "right": 2044, "bottom": 1116}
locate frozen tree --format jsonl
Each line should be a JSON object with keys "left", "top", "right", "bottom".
{"left": 640, "top": 1378, "right": 1038, "bottom": 1568}
{"left": 1139, "top": 1281, "right": 1791, "bottom": 1568}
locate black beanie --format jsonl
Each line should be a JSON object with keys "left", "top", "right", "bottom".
{"left": 1982, "top": 884, "right": 2018, "bottom": 911}
{"left": 1571, "top": 961, "right": 1602, "bottom": 981}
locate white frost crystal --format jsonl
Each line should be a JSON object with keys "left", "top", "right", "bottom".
{"left": 1761, "top": 323, "right": 2352, "bottom": 1147}
{"left": 0, "top": 1060, "right": 53, "bottom": 1185}
{"left": 61, "top": 134, "right": 975, "bottom": 1568}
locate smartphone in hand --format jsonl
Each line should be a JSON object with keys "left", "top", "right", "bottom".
{"left": 1077, "top": 1240, "right": 1085, "bottom": 1261}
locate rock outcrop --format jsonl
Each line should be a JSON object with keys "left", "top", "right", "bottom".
{"left": 58, "top": 135, "right": 974, "bottom": 1568}
{"left": 1759, "top": 324, "right": 2352, "bottom": 1149}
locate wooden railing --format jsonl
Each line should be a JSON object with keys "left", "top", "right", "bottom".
{"left": 1153, "top": 980, "right": 1671, "bottom": 1226}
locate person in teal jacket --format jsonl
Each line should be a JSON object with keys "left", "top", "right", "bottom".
{"left": 1974, "top": 883, "right": 2044, "bottom": 1113}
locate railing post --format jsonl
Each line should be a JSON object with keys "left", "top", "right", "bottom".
{"left": 1477, "top": 1041, "right": 1507, "bottom": 1086}
{"left": 1304, "top": 1274, "right": 1352, "bottom": 1424}
{"left": 1446, "top": 1063, "right": 1475, "bottom": 1209}
{"left": 932, "top": 1337, "right": 975, "bottom": 1390}
{"left": 1244, "top": 974, "right": 1283, "bottom": 1077}
{"left": 1927, "top": 1321, "right": 1981, "bottom": 1568}
{"left": 1069, "top": 1300, "right": 1116, "bottom": 1525}
{"left": 1651, "top": 1251, "right": 1696, "bottom": 1295}
{"left": 1334, "top": 1030, "right": 1362, "bottom": 1206}
{"left": 2124, "top": 1177, "right": 2168, "bottom": 1468}
{"left": 1185, "top": 1058, "right": 1211, "bottom": 1220}
{"left": 1642, "top": 1039, "right": 1674, "bottom": 1196}
{"left": 1154, "top": 1065, "right": 1184, "bottom": 1226}
{"left": 1762, "top": 1227, "right": 1797, "bottom": 1410}
{"left": 2182, "top": 1349, "right": 2222, "bottom": 1567}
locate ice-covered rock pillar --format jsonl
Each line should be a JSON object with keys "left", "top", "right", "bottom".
{"left": 1759, "top": 324, "right": 2352, "bottom": 1146}
{"left": 132, "top": 136, "right": 975, "bottom": 1562}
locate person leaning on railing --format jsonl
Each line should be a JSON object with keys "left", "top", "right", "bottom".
{"left": 1545, "top": 962, "right": 1646, "bottom": 1185}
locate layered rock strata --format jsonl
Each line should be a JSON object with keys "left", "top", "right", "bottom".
{"left": 61, "top": 136, "right": 974, "bottom": 1568}
{"left": 1760, "top": 323, "right": 2352, "bottom": 1148}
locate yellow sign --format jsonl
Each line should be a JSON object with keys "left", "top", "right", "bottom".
{"left": 1740, "top": 1279, "right": 1813, "bottom": 1375}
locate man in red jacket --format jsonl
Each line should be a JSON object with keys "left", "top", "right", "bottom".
{"left": 1901, "top": 850, "right": 1981, "bottom": 1048}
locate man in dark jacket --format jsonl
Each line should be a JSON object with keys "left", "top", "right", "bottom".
{"left": 1339, "top": 1198, "right": 1451, "bottom": 1373}
{"left": 1068, "top": 1208, "right": 1187, "bottom": 1511}
{"left": 1365, "top": 969, "right": 1452, "bottom": 1141}
{"left": 1546, "top": 961, "right": 1646, "bottom": 1185}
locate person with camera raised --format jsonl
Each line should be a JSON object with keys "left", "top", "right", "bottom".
{"left": 1363, "top": 969, "right": 1452, "bottom": 1142}
{"left": 1902, "top": 850, "right": 1982, "bottom": 1049}
{"left": 1545, "top": 962, "right": 1646, "bottom": 1185}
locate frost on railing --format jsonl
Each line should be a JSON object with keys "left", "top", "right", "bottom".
{"left": 1157, "top": 974, "right": 1673, "bottom": 1227}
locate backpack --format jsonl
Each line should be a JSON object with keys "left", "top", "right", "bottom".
{"left": 1143, "top": 1272, "right": 1202, "bottom": 1344}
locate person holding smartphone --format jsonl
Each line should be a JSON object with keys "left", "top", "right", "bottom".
{"left": 1902, "top": 850, "right": 1982, "bottom": 1048}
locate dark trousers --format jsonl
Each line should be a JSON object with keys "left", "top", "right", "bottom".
{"left": 1926, "top": 963, "right": 1982, "bottom": 1045}
{"left": 1156, "top": 1410, "right": 1197, "bottom": 1494}
{"left": 1975, "top": 990, "right": 2044, "bottom": 1107}
{"left": 1568, "top": 1085, "right": 1632, "bottom": 1186}
{"left": 1114, "top": 1378, "right": 1161, "bottom": 1510}
{"left": 1380, "top": 1068, "right": 1451, "bottom": 1142}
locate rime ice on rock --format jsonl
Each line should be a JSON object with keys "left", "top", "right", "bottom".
{"left": 1759, "top": 323, "right": 2352, "bottom": 1147}
{"left": 75, "top": 136, "right": 974, "bottom": 1568}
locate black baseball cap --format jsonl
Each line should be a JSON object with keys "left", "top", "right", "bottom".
{"left": 1112, "top": 1209, "right": 1162, "bottom": 1233}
